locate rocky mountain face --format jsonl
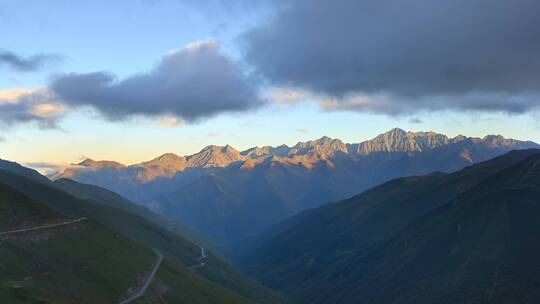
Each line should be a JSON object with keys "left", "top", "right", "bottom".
{"left": 240, "top": 149, "right": 540, "bottom": 304}
{"left": 186, "top": 145, "right": 244, "bottom": 168}
{"left": 53, "top": 128, "right": 539, "bottom": 245}
{"left": 353, "top": 129, "right": 453, "bottom": 154}
{"left": 134, "top": 153, "right": 188, "bottom": 181}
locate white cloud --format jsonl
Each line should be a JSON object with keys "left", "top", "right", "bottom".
{"left": 154, "top": 116, "right": 186, "bottom": 127}
{"left": 265, "top": 87, "right": 311, "bottom": 104}
{"left": 0, "top": 87, "right": 65, "bottom": 128}
{"left": 28, "top": 102, "right": 66, "bottom": 118}
{"left": 50, "top": 39, "right": 261, "bottom": 122}
{"left": 0, "top": 88, "right": 42, "bottom": 103}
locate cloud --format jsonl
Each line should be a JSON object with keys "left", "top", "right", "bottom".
{"left": 243, "top": 0, "right": 540, "bottom": 114}
{"left": 24, "top": 161, "right": 70, "bottom": 176}
{"left": 265, "top": 88, "right": 311, "bottom": 104}
{"left": 0, "top": 50, "right": 61, "bottom": 72}
{"left": 207, "top": 131, "right": 223, "bottom": 137}
{"left": 50, "top": 40, "right": 262, "bottom": 122}
{"left": 0, "top": 88, "right": 36, "bottom": 103}
{"left": 296, "top": 128, "right": 309, "bottom": 133}
{"left": 0, "top": 88, "right": 64, "bottom": 129}
{"left": 154, "top": 116, "right": 186, "bottom": 127}
{"left": 319, "top": 92, "right": 540, "bottom": 115}
{"left": 28, "top": 102, "right": 66, "bottom": 118}
{"left": 408, "top": 117, "right": 423, "bottom": 124}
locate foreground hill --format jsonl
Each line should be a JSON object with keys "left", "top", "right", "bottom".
{"left": 53, "top": 128, "right": 539, "bottom": 244}
{"left": 0, "top": 182, "right": 250, "bottom": 304}
{"left": 0, "top": 162, "right": 286, "bottom": 304}
{"left": 241, "top": 149, "right": 540, "bottom": 303}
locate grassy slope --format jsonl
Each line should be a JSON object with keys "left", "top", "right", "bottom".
{"left": 0, "top": 182, "right": 251, "bottom": 304}
{"left": 135, "top": 259, "right": 252, "bottom": 304}
{"left": 0, "top": 169, "right": 286, "bottom": 304}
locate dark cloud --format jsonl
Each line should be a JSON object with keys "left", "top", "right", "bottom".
{"left": 0, "top": 51, "right": 61, "bottom": 72}
{"left": 243, "top": 0, "right": 540, "bottom": 113}
{"left": 408, "top": 117, "right": 423, "bottom": 124}
{"left": 50, "top": 40, "right": 261, "bottom": 122}
{"left": 0, "top": 90, "right": 63, "bottom": 129}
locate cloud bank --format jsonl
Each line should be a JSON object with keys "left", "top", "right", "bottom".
{"left": 0, "top": 89, "right": 64, "bottom": 129}
{"left": 243, "top": 0, "right": 540, "bottom": 114}
{"left": 50, "top": 40, "right": 261, "bottom": 122}
{"left": 0, "top": 51, "right": 61, "bottom": 72}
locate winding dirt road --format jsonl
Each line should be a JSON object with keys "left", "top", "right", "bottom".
{"left": 0, "top": 217, "right": 87, "bottom": 236}
{"left": 119, "top": 249, "right": 163, "bottom": 304}
{"left": 189, "top": 245, "right": 207, "bottom": 270}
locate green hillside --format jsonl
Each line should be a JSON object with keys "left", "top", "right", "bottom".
{"left": 0, "top": 165, "right": 287, "bottom": 304}
{"left": 0, "top": 182, "right": 250, "bottom": 304}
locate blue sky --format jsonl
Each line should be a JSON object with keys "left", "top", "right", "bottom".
{"left": 1, "top": 0, "right": 540, "bottom": 169}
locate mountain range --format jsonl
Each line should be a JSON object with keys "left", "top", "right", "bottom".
{"left": 3, "top": 130, "right": 540, "bottom": 303}
{"left": 240, "top": 149, "right": 540, "bottom": 303}
{"left": 53, "top": 128, "right": 539, "bottom": 244}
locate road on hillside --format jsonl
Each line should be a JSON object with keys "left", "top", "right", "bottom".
{"left": 0, "top": 217, "right": 87, "bottom": 236}
{"left": 0, "top": 218, "right": 164, "bottom": 304}
{"left": 119, "top": 249, "right": 163, "bottom": 304}
{"left": 189, "top": 245, "right": 207, "bottom": 270}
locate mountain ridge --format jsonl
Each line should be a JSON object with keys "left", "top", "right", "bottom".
{"left": 48, "top": 128, "right": 540, "bottom": 244}
{"left": 55, "top": 128, "right": 538, "bottom": 181}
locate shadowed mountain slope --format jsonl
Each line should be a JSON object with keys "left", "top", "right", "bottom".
{"left": 241, "top": 149, "right": 540, "bottom": 303}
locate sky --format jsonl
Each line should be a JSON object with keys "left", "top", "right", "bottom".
{"left": 1, "top": 0, "right": 540, "bottom": 171}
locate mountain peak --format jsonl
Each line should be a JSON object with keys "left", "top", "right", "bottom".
{"left": 386, "top": 127, "right": 408, "bottom": 136}
{"left": 355, "top": 128, "right": 449, "bottom": 155}
{"left": 482, "top": 134, "right": 510, "bottom": 146}
{"left": 131, "top": 153, "right": 187, "bottom": 181}
{"left": 241, "top": 145, "right": 290, "bottom": 159}
{"left": 137, "top": 153, "right": 186, "bottom": 169}
{"left": 76, "top": 159, "right": 125, "bottom": 169}
{"left": 315, "top": 135, "right": 333, "bottom": 143}
{"left": 200, "top": 144, "right": 238, "bottom": 153}
{"left": 290, "top": 136, "right": 348, "bottom": 158}
{"left": 187, "top": 145, "right": 244, "bottom": 168}
{"left": 77, "top": 158, "right": 94, "bottom": 166}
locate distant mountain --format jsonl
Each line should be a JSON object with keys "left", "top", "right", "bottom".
{"left": 0, "top": 158, "right": 51, "bottom": 184}
{"left": 0, "top": 161, "right": 287, "bottom": 304}
{"left": 52, "top": 128, "right": 539, "bottom": 244}
{"left": 0, "top": 180, "right": 251, "bottom": 304}
{"left": 240, "top": 149, "right": 540, "bottom": 303}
